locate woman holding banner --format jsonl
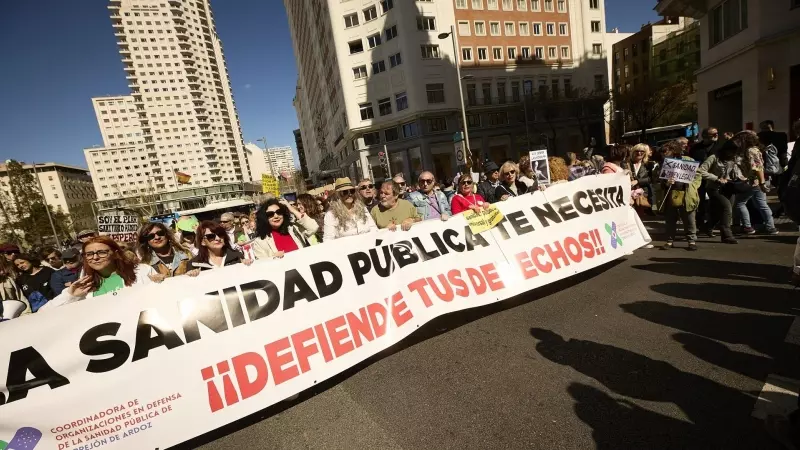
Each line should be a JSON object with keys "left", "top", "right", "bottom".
{"left": 41, "top": 237, "right": 157, "bottom": 310}
{"left": 496, "top": 161, "right": 535, "bottom": 201}
{"left": 450, "top": 174, "right": 486, "bottom": 215}
{"left": 188, "top": 221, "right": 252, "bottom": 270}
{"left": 659, "top": 140, "right": 702, "bottom": 251}
{"left": 253, "top": 198, "right": 319, "bottom": 259}
{"left": 136, "top": 222, "right": 195, "bottom": 279}
{"left": 322, "top": 177, "right": 377, "bottom": 241}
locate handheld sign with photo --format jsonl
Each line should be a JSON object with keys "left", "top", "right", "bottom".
{"left": 529, "top": 149, "right": 551, "bottom": 186}
{"left": 659, "top": 158, "right": 700, "bottom": 183}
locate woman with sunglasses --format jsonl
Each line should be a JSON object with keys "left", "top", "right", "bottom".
{"left": 253, "top": 198, "right": 319, "bottom": 259}
{"left": 495, "top": 161, "right": 534, "bottom": 202}
{"left": 188, "top": 220, "right": 252, "bottom": 270}
{"left": 450, "top": 175, "right": 486, "bottom": 215}
{"left": 323, "top": 177, "right": 377, "bottom": 241}
{"left": 136, "top": 222, "right": 195, "bottom": 280}
{"left": 41, "top": 236, "right": 157, "bottom": 310}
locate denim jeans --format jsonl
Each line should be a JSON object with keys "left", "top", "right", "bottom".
{"left": 734, "top": 186, "right": 775, "bottom": 231}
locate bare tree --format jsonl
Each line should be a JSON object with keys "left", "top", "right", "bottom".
{"left": 612, "top": 80, "right": 693, "bottom": 143}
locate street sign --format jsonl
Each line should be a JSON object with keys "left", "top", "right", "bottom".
{"left": 454, "top": 140, "right": 466, "bottom": 165}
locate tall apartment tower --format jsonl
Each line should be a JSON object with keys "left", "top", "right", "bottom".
{"left": 88, "top": 0, "right": 248, "bottom": 200}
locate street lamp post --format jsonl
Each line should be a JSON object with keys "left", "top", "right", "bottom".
{"left": 256, "top": 137, "right": 275, "bottom": 178}
{"left": 439, "top": 26, "right": 473, "bottom": 171}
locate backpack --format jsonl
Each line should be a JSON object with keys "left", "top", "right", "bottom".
{"left": 764, "top": 144, "right": 783, "bottom": 175}
{"left": 784, "top": 158, "right": 800, "bottom": 224}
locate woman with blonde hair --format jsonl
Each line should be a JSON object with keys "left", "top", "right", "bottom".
{"left": 495, "top": 161, "right": 535, "bottom": 201}
{"left": 628, "top": 143, "right": 653, "bottom": 214}
{"left": 323, "top": 177, "right": 377, "bottom": 241}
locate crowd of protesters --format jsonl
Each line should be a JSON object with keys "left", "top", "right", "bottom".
{"left": 1, "top": 118, "right": 798, "bottom": 319}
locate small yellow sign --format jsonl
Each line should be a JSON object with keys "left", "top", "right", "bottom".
{"left": 463, "top": 205, "right": 504, "bottom": 235}
{"left": 261, "top": 174, "right": 280, "bottom": 196}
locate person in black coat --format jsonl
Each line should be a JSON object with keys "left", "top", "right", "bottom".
{"left": 477, "top": 161, "right": 501, "bottom": 204}
{"left": 495, "top": 161, "right": 535, "bottom": 201}
{"left": 187, "top": 220, "right": 251, "bottom": 271}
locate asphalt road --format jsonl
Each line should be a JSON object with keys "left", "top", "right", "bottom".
{"left": 180, "top": 224, "right": 800, "bottom": 450}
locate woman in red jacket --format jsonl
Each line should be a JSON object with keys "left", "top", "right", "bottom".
{"left": 450, "top": 174, "right": 486, "bottom": 215}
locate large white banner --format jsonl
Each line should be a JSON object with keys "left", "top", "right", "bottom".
{"left": 0, "top": 174, "right": 649, "bottom": 450}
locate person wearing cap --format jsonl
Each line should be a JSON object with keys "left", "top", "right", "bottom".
{"left": 50, "top": 249, "right": 82, "bottom": 296}
{"left": 477, "top": 161, "right": 501, "bottom": 204}
{"left": 407, "top": 171, "right": 451, "bottom": 222}
{"left": 77, "top": 230, "right": 97, "bottom": 245}
{"left": 176, "top": 215, "right": 200, "bottom": 255}
{"left": 323, "top": 177, "right": 378, "bottom": 241}
{"left": 0, "top": 243, "right": 20, "bottom": 263}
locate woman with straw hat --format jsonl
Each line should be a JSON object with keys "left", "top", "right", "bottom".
{"left": 323, "top": 177, "right": 377, "bottom": 241}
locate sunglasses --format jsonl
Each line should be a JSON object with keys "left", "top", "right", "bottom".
{"left": 203, "top": 232, "right": 223, "bottom": 241}
{"left": 339, "top": 189, "right": 356, "bottom": 196}
{"left": 265, "top": 210, "right": 282, "bottom": 219}
{"left": 419, "top": 179, "right": 434, "bottom": 185}
{"left": 459, "top": 180, "right": 473, "bottom": 185}
{"left": 220, "top": 220, "right": 231, "bottom": 224}
{"left": 397, "top": 182, "right": 406, "bottom": 187}
{"left": 63, "top": 258, "right": 78, "bottom": 264}
{"left": 359, "top": 184, "right": 374, "bottom": 190}
{"left": 503, "top": 170, "right": 516, "bottom": 175}
{"left": 145, "top": 229, "right": 167, "bottom": 241}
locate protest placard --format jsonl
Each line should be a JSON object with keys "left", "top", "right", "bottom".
{"left": 261, "top": 174, "right": 280, "bottom": 196}
{"left": 529, "top": 150, "right": 550, "bottom": 185}
{"left": 463, "top": 204, "right": 504, "bottom": 235}
{"left": 659, "top": 157, "right": 700, "bottom": 183}
{"left": 96, "top": 214, "right": 139, "bottom": 242}
{"left": 0, "top": 173, "right": 649, "bottom": 450}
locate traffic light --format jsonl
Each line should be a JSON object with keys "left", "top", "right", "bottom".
{"left": 378, "top": 151, "right": 390, "bottom": 177}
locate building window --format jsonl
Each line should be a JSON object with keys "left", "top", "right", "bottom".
{"left": 505, "top": 22, "right": 515, "bottom": 36}
{"left": 544, "top": 0, "right": 554, "bottom": 11}
{"left": 395, "top": 92, "right": 409, "bottom": 111}
{"left": 503, "top": 0, "right": 514, "bottom": 10}
{"left": 594, "top": 74, "right": 604, "bottom": 91}
{"left": 363, "top": 132, "right": 381, "bottom": 146}
{"left": 477, "top": 47, "right": 488, "bottom": 60}
{"left": 421, "top": 44, "right": 440, "bottom": 59}
{"left": 456, "top": 0, "right": 467, "bottom": 8}
{"left": 364, "top": 6, "right": 378, "bottom": 21}
{"left": 426, "top": 83, "right": 445, "bottom": 103}
{"left": 507, "top": 47, "right": 517, "bottom": 60}
{"left": 521, "top": 47, "right": 531, "bottom": 59}
{"left": 534, "top": 46, "right": 544, "bottom": 59}
{"left": 557, "top": 0, "right": 566, "bottom": 12}
{"left": 402, "top": 122, "right": 419, "bottom": 138}
{"left": 372, "top": 60, "right": 386, "bottom": 74}
{"left": 589, "top": 0, "right": 599, "bottom": 8}
{"left": 353, "top": 65, "right": 368, "bottom": 80}
{"left": 623, "top": 48, "right": 629, "bottom": 60}
{"left": 592, "top": 43, "right": 602, "bottom": 54}
{"left": 559, "top": 23, "right": 568, "bottom": 35}
{"left": 475, "top": 21, "right": 486, "bottom": 35}
{"left": 548, "top": 46, "right": 557, "bottom": 59}
{"left": 380, "top": 0, "right": 394, "bottom": 13}
{"left": 488, "top": 0, "right": 499, "bottom": 9}
{"left": 531, "top": 0, "right": 540, "bottom": 10}
{"left": 359, "top": 103, "right": 374, "bottom": 120}
{"left": 533, "top": 22, "right": 542, "bottom": 35}
{"left": 492, "top": 47, "right": 503, "bottom": 60}
{"left": 709, "top": 0, "right": 748, "bottom": 46}
{"left": 467, "top": 113, "right": 481, "bottom": 128}
{"left": 378, "top": 97, "right": 393, "bottom": 116}
{"left": 490, "top": 21, "right": 501, "bottom": 35}
{"left": 385, "top": 25, "right": 398, "bottom": 40}
{"left": 591, "top": 21, "right": 601, "bottom": 32}
{"left": 344, "top": 13, "right": 359, "bottom": 28}
{"left": 517, "top": 0, "right": 527, "bottom": 11}
{"left": 564, "top": 78, "right": 572, "bottom": 97}
{"left": 461, "top": 47, "right": 473, "bottom": 61}
{"left": 349, "top": 40, "right": 364, "bottom": 54}
{"left": 428, "top": 117, "right": 448, "bottom": 132}
{"left": 488, "top": 112, "right": 508, "bottom": 126}
{"left": 546, "top": 23, "right": 555, "bottom": 35}
{"left": 389, "top": 52, "right": 402, "bottom": 67}
{"left": 385, "top": 127, "right": 399, "bottom": 142}
{"left": 471, "top": 0, "right": 483, "bottom": 9}
{"left": 519, "top": 22, "right": 530, "bottom": 36}
{"left": 417, "top": 16, "right": 436, "bottom": 31}
{"left": 561, "top": 46, "right": 570, "bottom": 58}
{"left": 365, "top": 34, "right": 381, "bottom": 49}
{"left": 458, "top": 21, "right": 471, "bottom": 36}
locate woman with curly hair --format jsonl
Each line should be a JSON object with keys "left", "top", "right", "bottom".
{"left": 731, "top": 130, "right": 777, "bottom": 235}
{"left": 253, "top": 198, "right": 319, "bottom": 259}
{"left": 548, "top": 156, "right": 569, "bottom": 184}
{"left": 323, "top": 178, "right": 377, "bottom": 241}
{"left": 41, "top": 236, "right": 157, "bottom": 310}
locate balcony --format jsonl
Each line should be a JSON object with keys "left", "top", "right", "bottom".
{"left": 123, "top": 65, "right": 135, "bottom": 73}
{"left": 111, "top": 20, "right": 123, "bottom": 28}
{"left": 129, "top": 81, "right": 140, "bottom": 89}
{"left": 108, "top": 0, "right": 121, "bottom": 9}
{"left": 655, "top": 0, "right": 706, "bottom": 18}
{"left": 466, "top": 96, "right": 521, "bottom": 108}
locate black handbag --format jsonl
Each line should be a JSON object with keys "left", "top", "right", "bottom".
{"left": 722, "top": 180, "right": 750, "bottom": 196}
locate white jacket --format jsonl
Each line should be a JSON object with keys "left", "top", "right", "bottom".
{"left": 322, "top": 206, "right": 377, "bottom": 241}
{"left": 252, "top": 214, "right": 319, "bottom": 259}
{"left": 40, "top": 264, "right": 155, "bottom": 311}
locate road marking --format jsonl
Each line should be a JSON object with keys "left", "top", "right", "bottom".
{"left": 786, "top": 317, "right": 800, "bottom": 346}
{"left": 752, "top": 374, "right": 800, "bottom": 420}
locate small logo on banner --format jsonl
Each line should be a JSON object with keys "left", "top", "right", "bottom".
{"left": 605, "top": 222, "right": 623, "bottom": 249}
{"left": 3, "top": 426, "right": 42, "bottom": 449}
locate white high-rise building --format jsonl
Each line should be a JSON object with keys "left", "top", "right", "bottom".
{"left": 243, "top": 143, "right": 270, "bottom": 182}
{"left": 87, "top": 0, "right": 249, "bottom": 200}
{"left": 265, "top": 146, "right": 296, "bottom": 176}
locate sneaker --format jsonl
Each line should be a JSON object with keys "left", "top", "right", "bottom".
{"left": 687, "top": 242, "right": 698, "bottom": 251}
{"left": 643, "top": 244, "right": 654, "bottom": 249}
{"left": 741, "top": 227, "right": 756, "bottom": 235}
{"left": 722, "top": 237, "right": 739, "bottom": 244}
{"left": 661, "top": 241, "right": 673, "bottom": 250}
{"left": 766, "top": 229, "right": 780, "bottom": 236}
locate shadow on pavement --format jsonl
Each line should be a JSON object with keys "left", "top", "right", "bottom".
{"left": 530, "top": 328, "right": 780, "bottom": 449}
{"left": 650, "top": 282, "right": 798, "bottom": 315}
{"left": 672, "top": 332, "right": 773, "bottom": 381}
{"left": 172, "top": 260, "right": 622, "bottom": 449}
{"left": 632, "top": 257, "right": 791, "bottom": 284}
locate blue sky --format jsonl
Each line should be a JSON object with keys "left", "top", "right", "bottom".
{"left": 0, "top": 0, "right": 658, "bottom": 169}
